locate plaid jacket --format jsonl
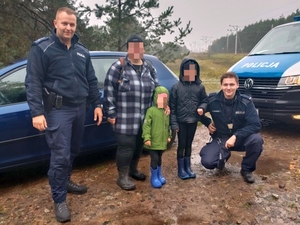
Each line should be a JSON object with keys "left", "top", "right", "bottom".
{"left": 104, "top": 56, "right": 159, "bottom": 135}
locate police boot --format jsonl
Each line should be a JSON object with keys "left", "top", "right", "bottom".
{"left": 150, "top": 167, "right": 162, "bottom": 188}
{"left": 117, "top": 167, "right": 136, "bottom": 190}
{"left": 177, "top": 158, "right": 189, "bottom": 180}
{"left": 129, "top": 158, "right": 146, "bottom": 181}
{"left": 54, "top": 201, "right": 71, "bottom": 222}
{"left": 184, "top": 157, "right": 196, "bottom": 178}
{"left": 157, "top": 165, "right": 166, "bottom": 185}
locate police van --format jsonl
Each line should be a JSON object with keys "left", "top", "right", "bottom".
{"left": 228, "top": 16, "right": 300, "bottom": 124}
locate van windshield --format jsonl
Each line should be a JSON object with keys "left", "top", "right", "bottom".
{"left": 249, "top": 22, "right": 300, "bottom": 55}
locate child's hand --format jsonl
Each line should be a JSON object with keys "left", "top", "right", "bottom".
{"left": 197, "top": 108, "right": 204, "bottom": 116}
{"left": 144, "top": 140, "right": 151, "bottom": 146}
{"left": 167, "top": 138, "right": 171, "bottom": 143}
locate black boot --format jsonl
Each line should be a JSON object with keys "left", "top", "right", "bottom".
{"left": 184, "top": 157, "right": 196, "bottom": 178}
{"left": 117, "top": 167, "right": 136, "bottom": 190}
{"left": 129, "top": 159, "right": 146, "bottom": 181}
{"left": 240, "top": 169, "right": 255, "bottom": 183}
{"left": 67, "top": 180, "right": 87, "bottom": 194}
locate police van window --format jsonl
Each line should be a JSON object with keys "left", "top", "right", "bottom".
{"left": 250, "top": 23, "right": 300, "bottom": 55}
{"left": 0, "top": 67, "right": 26, "bottom": 105}
{"left": 91, "top": 58, "right": 119, "bottom": 89}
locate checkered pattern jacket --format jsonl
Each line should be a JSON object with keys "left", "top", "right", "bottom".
{"left": 104, "top": 57, "right": 159, "bottom": 135}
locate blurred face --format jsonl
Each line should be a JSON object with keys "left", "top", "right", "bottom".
{"left": 183, "top": 64, "right": 196, "bottom": 82}
{"left": 54, "top": 11, "right": 76, "bottom": 45}
{"left": 221, "top": 77, "right": 239, "bottom": 99}
{"left": 157, "top": 93, "right": 168, "bottom": 109}
{"left": 127, "top": 42, "right": 144, "bottom": 60}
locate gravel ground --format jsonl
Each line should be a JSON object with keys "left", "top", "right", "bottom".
{"left": 0, "top": 122, "right": 299, "bottom": 224}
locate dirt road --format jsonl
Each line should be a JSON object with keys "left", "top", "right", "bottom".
{"left": 0, "top": 122, "right": 299, "bottom": 224}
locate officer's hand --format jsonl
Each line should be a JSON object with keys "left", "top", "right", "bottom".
{"left": 94, "top": 108, "right": 103, "bottom": 126}
{"left": 167, "top": 138, "right": 171, "bottom": 143}
{"left": 32, "top": 115, "right": 47, "bottom": 131}
{"left": 197, "top": 108, "right": 204, "bottom": 116}
{"left": 108, "top": 117, "right": 116, "bottom": 125}
{"left": 225, "top": 135, "right": 236, "bottom": 149}
{"left": 208, "top": 123, "right": 216, "bottom": 134}
{"left": 144, "top": 140, "right": 151, "bottom": 146}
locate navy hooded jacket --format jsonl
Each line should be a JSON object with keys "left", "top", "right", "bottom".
{"left": 170, "top": 58, "right": 210, "bottom": 130}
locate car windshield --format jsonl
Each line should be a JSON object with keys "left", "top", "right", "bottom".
{"left": 249, "top": 22, "right": 300, "bottom": 55}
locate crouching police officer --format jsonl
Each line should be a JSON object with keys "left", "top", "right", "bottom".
{"left": 25, "top": 7, "right": 103, "bottom": 223}
{"left": 200, "top": 72, "right": 263, "bottom": 184}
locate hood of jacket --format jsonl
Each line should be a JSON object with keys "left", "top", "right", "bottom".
{"left": 153, "top": 86, "right": 169, "bottom": 107}
{"left": 179, "top": 58, "right": 201, "bottom": 84}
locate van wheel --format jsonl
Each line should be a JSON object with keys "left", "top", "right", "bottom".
{"left": 167, "top": 129, "right": 177, "bottom": 149}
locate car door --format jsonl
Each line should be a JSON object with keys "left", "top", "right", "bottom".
{"left": 80, "top": 56, "right": 121, "bottom": 152}
{"left": 0, "top": 63, "right": 50, "bottom": 172}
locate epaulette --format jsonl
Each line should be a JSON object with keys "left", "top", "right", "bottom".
{"left": 208, "top": 92, "right": 217, "bottom": 103}
{"left": 240, "top": 94, "right": 251, "bottom": 105}
{"left": 33, "top": 37, "right": 49, "bottom": 45}
{"left": 77, "top": 42, "right": 87, "bottom": 49}
{"left": 77, "top": 42, "right": 89, "bottom": 53}
{"left": 208, "top": 92, "right": 217, "bottom": 98}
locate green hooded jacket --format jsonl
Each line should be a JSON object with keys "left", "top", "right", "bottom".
{"left": 142, "top": 86, "right": 171, "bottom": 150}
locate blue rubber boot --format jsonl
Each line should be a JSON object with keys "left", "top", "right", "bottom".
{"left": 177, "top": 158, "right": 189, "bottom": 180}
{"left": 150, "top": 167, "right": 162, "bottom": 188}
{"left": 157, "top": 166, "right": 166, "bottom": 185}
{"left": 184, "top": 157, "right": 196, "bottom": 178}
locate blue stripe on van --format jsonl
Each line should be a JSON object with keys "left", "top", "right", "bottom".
{"left": 230, "top": 54, "right": 300, "bottom": 78}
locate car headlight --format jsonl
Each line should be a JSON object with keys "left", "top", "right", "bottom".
{"left": 278, "top": 75, "right": 300, "bottom": 86}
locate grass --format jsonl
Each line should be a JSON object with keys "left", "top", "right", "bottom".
{"left": 166, "top": 53, "right": 245, "bottom": 93}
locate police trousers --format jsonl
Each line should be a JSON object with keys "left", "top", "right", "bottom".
{"left": 45, "top": 103, "right": 86, "bottom": 203}
{"left": 200, "top": 133, "right": 263, "bottom": 172}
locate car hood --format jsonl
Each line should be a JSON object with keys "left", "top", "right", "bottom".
{"left": 228, "top": 54, "right": 300, "bottom": 78}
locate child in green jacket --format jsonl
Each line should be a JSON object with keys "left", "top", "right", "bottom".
{"left": 142, "top": 86, "right": 171, "bottom": 188}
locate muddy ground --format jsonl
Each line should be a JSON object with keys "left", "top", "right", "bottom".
{"left": 0, "top": 122, "right": 300, "bottom": 225}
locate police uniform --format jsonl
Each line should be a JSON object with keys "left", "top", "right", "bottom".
{"left": 200, "top": 91, "right": 264, "bottom": 172}
{"left": 25, "top": 29, "right": 101, "bottom": 203}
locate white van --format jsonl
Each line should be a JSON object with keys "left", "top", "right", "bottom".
{"left": 228, "top": 16, "right": 300, "bottom": 124}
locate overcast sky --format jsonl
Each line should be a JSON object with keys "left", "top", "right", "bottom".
{"left": 80, "top": 0, "right": 299, "bottom": 51}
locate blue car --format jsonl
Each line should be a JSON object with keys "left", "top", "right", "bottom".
{"left": 0, "top": 51, "right": 178, "bottom": 173}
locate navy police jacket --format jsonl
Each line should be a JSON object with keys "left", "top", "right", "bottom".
{"left": 25, "top": 29, "right": 100, "bottom": 117}
{"left": 207, "top": 90, "right": 261, "bottom": 139}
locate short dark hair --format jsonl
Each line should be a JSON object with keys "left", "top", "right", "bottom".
{"left": 220, "top": 72, "right": 239, "bottom": 84}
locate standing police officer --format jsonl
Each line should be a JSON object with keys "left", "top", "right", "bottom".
{"left": 200, "top": 72, "right": 263, "bottom": 183}
{"left": 25, "top": 7, "right": 103, "bottom": 223}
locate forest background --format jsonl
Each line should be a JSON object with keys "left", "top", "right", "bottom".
{"left": 0, "top": 0, "right": 299, "bottom": 78}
